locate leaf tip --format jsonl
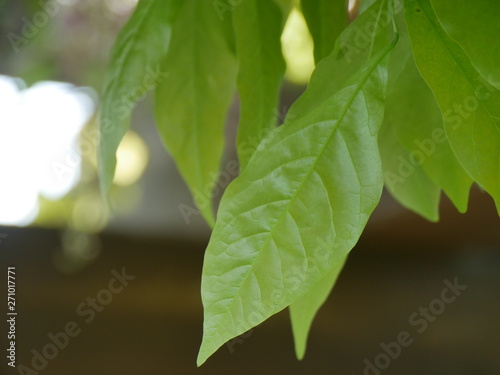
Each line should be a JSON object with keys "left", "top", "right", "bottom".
{"left": 455, "top": 201, "right": 469, "bottom": 215}
{"left": 196, "top": 349, "right": 207, "bottom": 367}
{"left": 196, "top": 335, "right": 218, "bottom": 367}
{"left": 196, "top": 356, "right": 205, "bottom": 367}
{"left": 425, "top": 210, "right": 439, "bottom": 223}
{"left": 294, "top": 345, "right": 306, "bottom": 361}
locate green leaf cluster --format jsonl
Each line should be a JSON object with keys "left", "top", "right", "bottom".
{"left": 98, "top": 0, "right": 500, "bottom": 364}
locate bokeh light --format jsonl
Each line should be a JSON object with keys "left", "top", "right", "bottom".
{"left": 281, "top": 8, "right": 315, "bottom": 85}
{"left": 0, "top": 75, "right": 95, "bottom": 225}
{"left": 113, "top": 130, "right": 149, "bottom": 187}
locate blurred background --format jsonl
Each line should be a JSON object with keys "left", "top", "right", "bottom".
{"left": 0, "top": 0, "right": 499, "bottom": 374}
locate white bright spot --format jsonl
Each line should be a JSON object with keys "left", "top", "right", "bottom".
{"left": 105, "top": 0, "right": 138, "bottom": 15}
{"left": 0, "top": 75, "right": 94, "bottom": 226}
{"left": 348, "top": 0, "right": 358, "bottom": 12}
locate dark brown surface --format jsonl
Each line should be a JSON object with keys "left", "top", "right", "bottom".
{"left": 1, "top": 189, "right": 499, "bottom": 375}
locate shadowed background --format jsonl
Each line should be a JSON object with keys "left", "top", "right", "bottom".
{"left": 0, "top": 1, "right": 499, "bottom": 374}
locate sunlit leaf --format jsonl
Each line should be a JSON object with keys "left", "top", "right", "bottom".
{"left": 197, "top": 0, "right": 398, "bottom": 364}
{"left": 155, "top": 0, "right": 238, "bottom": 226}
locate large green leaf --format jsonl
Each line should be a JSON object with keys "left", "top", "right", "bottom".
{"left": 405, "top": 0, "right": 500, "bottom": 213}
{"left": 197, "top": 0, "right": 398, "bottom": 364}
{"left": 431, "top": 0, "right": 500, "bottom": 89}
{"left": 155, "top": 0, "right": 238, "bottom": 226}
{"left": 383, "top": 15, "right": 472, "bottom": 215}
{"left": 99, "top": 0, "right": 181, "bottom": 197}
{"left": 287, "top": 0, "right": 397, "bottom": 357}
{"left": 301, "top": 0, "right": 348, "bottom": 63}
{"left": 233, "top": 0, "right": 286, "bottom": 170}
{"left": 380, "top": 120, "right": 441, "bottom": 221}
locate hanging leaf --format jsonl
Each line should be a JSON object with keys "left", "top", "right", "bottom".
{"left": 99, "top": 0, "right": 182, "bottom": 197}
{"left": 405, "top": 0, "right": 500, "bottom": 213}
{"left": 233, "top": 0, "right": 286, "bottom": 170}
{"left": 197, "top": 0, "right": 398, "bottom": 365}
{"left": 155, "top": 0, "right": 238, "bottom": 227}
{"left": 383, "top": 15, "right": 472, "bottom": 214}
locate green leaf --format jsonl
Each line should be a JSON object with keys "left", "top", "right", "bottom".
{"left": 383, "top": 15, "right": 472, "bottom": 214}
{"left": 197, "top": 0, "right": 398, "bottom": 365}
{"left": 431, "top": 0, "right": 500, "bottom": 89}
{"left": 379, "top": 120, "right": 441, "bottom": 221}
{"left": 290, "top": 254, "right": 346, "bottom": 360}
{"left": 233, "top": 0, "right": 286, "bottom": 170}
{"left": 99, "top": 0, "right": 181, "bottom": 197}
{"left": 155, "top": 0, "right": 238, "bottom": 227}
{"left": 405, "top": 0, "right": 500, "bottom": 213}
{"left": 301, "top": 0, "right": 349, "bottom": 63}
{"left": 287, "top": 0, "right": 398, "bottom": 356}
